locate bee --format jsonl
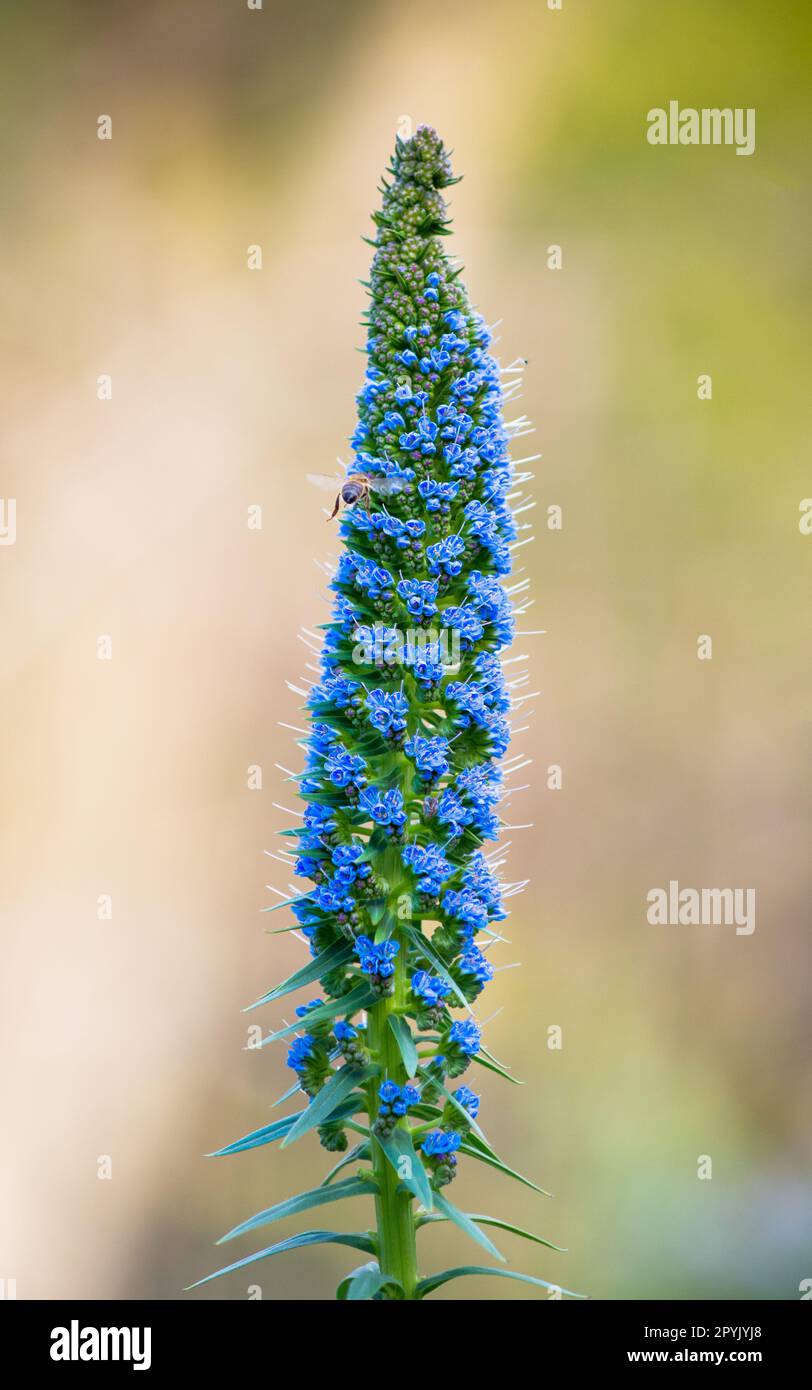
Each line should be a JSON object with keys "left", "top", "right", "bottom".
{"left": 422, "top": 795, "right": 440, "bottom": 820}
{"left": 307, "top": 471, "right": 406, "bottom": 521}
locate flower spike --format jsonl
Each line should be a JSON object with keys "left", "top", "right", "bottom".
{"left": 192, "top": 126, "right": 580, "bottom": 1302}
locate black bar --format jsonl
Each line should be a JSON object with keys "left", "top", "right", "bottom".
{"left": 2, "top": 1298, "right": 805, "bottom": 1376}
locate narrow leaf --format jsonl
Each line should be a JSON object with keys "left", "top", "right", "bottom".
{"left": 321, "top": 1141, "right": 371, "bottom": 1186}
{"left": 207, "top": 1111, "right": 299, "bottom": 1158}
{"left": 244, "top": 940, "right": 353, "bottom": 1012}
{"left": 416, "top": 1265, "right": 587, "bottom": 1300}
{"left": 281, "top": 1065, "right": 376, "bottom": 1148}
{"left": 481, "top": 1042, "right": 518, "bottom": 1073}
{"left": 460, "top": 1138, "right": 551, "bottom": 1197}
{"left": 259, "top": 983, "right": 375, "bottom": 1046}
{"left": 218, "top": 1176, "right": 375, "bottom": 1244}
{"left": 208, "top": 1096, "right": 359, "bottom": 1158}
{"left": 471, "top": 1050, "right": 523, "bottom": 1085}
{"left": 388, "top": 1014, "right": 418, "bottom": 1078}
{"left": 437, "top": 1080, "right": 488, "bottom": 1143}
{"left": 417, "top": 1211, "right": 565, "bottom": 1253}
{"left": 373, "top": 1127, "right": 433, "bottom": 1211}
{"left": 405, "top": 926, "right": 468, "bottom": 1008}
{"left": 269, "top": 1079, "right": 303, "bottom": 1110}
{"left": 430, "top": 1190, "right": 505, "bottom": 1262}
{"left": 267, "top": 1043, "right": 342, "bottom": 1107}
{"left": 261, "top": 890, "right": 312, "bottom": 914}
{"left": 185, "top": 1230, "right": 376, "bottom": 1290}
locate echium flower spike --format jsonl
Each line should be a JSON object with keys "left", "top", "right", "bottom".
{"left": 191, "top": 127, "right": 581, "bottom": 1302}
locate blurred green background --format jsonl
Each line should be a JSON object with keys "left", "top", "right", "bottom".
{"left": 1, "top": 0, "right": 809, "bottom": 1300}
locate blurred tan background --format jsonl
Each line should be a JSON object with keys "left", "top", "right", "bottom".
{"left": 1, "top": 0, "right": 809, "bottom": 1300}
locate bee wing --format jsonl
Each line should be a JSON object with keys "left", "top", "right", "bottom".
{"left": 368, "top": 476, "right": 406, "bottom": 495}
{"left": 306, "top": 473, "right": 342, "bottom": 494}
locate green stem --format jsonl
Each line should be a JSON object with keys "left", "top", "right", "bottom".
{"left": 367, "top": 929, "right": 419, "bottom": 1300}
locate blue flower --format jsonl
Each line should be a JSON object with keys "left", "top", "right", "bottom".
{"left": 356, "top": 935, "right": 400, "bottom": 979}
{"left": 358, "top": 786, "right": 407, "bottom": 829}
{"left": 449, "top": 1020, "right": 481, "bottom": 1056}
{"left": 441, "top": 606, "right": 483, "bottom": 647}
{"left": 436, "top": 789, "right": 473, "bottom": 835}
{"left": 286, "top": 1036, "right": 314, "bottom": 1073}
{"left": 426, "top": 535, "right": 465, "bottom": 577}
{"left": 350, "top": 557, "right": 395, "bottom": 601}
{"left": 394, "top": 1084, "right": 420, "bottom": 1115}
{"left": 311, "top": 883, "right": 353, "bottom": 915}
{"left": 365, "top": 688, "right": 409, "bottom": 735}
{"left": 294, "top": 854, "right": 322, "bottom": 880}
{"left": 402, "top": 842, "right": 454, "bottom": 895}
{"left": 443, "top": 887, "right": 490, "bottom": 935}
{"left": 323, "top": 743, "right": 367, "bottom": 788}
{"left": 421, "top": 1130, "right": 462, "bottom": 1157}
{"left": 404, "top": 734, "right": 450, "bottom": 780}
{"left": 332, "top": 843, "right": 364, "bottom": 867}
{"left": 453, "top": 1086, "right": 480, "bottom": 1119}
{"left": 295, "top": 998, "right": 325, "bottom": 1019}
{"left": 378, "top": 1080, "right": 420, "bottom": 1118}
{"left": 304, "top": 803, "right": 337, "bottom": 834}
{"left": 418, "top": 479, "right": 459, "bottom": 513}
{"left": 314, "top": 673, "right": 361, "bottom": 710}
{"left": 459, "top": 946, "right": 494, "bottom": 986}
{"left": 397, "top": 577, "right": 439, "bottom": 619}
{"left": 456, "top": 762, "right": 501, "bottom": 808}
{"left": 411, "top": 971, "right": 452, "bottom": 1007}
{"left": 379, "top": 410, "right": 406, "bottom": 435}
{"left": 407, "top": 650, "right": 446, "bottom": 687}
